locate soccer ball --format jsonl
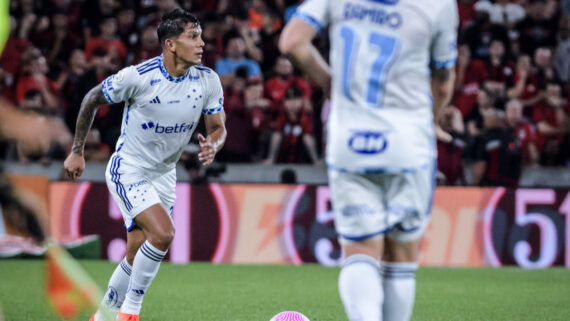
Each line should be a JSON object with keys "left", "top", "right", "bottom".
{"left": 269, "top": 311, "right": 310, "bottom": 321}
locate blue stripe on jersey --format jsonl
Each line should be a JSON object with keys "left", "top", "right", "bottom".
{"left": 292, "top": 12, "right": 323, "bottom": 32}
{"left": 110, "top": 155, "right": 133, "bottom": 211}
{"left": 431, "top": 57, "right": 457, "bottom": 69}
{"left": 194, "top": 65, "right": 212, "bottom": 73}
{"left": 139, "top": 65, "right": 159, "bottom": 75}
{"left": 366, "top": 0, "right": 399, "bottom": 5}
{"left": 136, "top": 57, "right": 159, "bottom": 71}
{"left": 327, "top": 162, "right": 431, "bottom": 174}
{"left": 203, "top": 106, "right": 223, "bottom": 115}
{"left": 101, "top": 76, "right": 115, "bottom": 104}
{"left": 158, "top": 54, "right": 189, "bottom": 83}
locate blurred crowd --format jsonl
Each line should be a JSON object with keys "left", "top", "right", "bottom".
{"left": 1, "top": 0, "right": 569, "bottom": 186}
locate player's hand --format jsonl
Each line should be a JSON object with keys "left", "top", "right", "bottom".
{"left": 435, "top": 124, "right": 453, "bottom": 143}
{"left": 63, "top": 152, "right": 85, "bottom": 180}
{"left": 197, "top": 133, "right": 215, "bottom": 166}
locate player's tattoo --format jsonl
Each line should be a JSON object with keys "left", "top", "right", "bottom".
{"left": 71, "top": 85, "right": 109, "bottom": 155}
{"left": 431, "top": 67, "right": 452, "bottom": 81}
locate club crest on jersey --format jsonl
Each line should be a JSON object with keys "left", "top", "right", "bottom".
{"left": 348, "top": 131, "right": 388, "bottom": 154}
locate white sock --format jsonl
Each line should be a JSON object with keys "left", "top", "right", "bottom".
{"left": 93, "top": 258, "right": 132, "bottom": 321}
{"left": 381, "top": 261, "right": 418, "bottom": 321}
{"left": 120, "top": 241, "right": 167, "bottom": 315}
{"left": 338, "top": 254, "right": 383, "bottom": 321}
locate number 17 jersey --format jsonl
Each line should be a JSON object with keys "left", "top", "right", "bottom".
{"left": 295, "top": 0, "right": 458, "bottom": 172}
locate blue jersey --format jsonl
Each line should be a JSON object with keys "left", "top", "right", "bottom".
{"left": 101, "top": 55, "right": 224, "bottom": 172}
{"left": 296, "top": 0, "right": 458, "bottom": 172}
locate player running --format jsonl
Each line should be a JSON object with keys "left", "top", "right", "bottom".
{"left": 279, "top": 1, "right": 457, "bottom": 320}
{"left": 64, "top": 9, "right": 226, "bottom": 321}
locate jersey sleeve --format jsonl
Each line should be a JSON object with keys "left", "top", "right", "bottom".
{"left": 101, "top": 66, "right": 140, "bottom": 104}
{"left": 293, "top": 0, "right": 330, "bottom": 32}
{"left": 203, "top": 72, "right": 224, "bottom": 115}
{"left": 430, "top": 0, "right": 459, "bottom": 69}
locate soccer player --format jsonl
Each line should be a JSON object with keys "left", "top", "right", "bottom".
{"left": 279, "top": 1, "right": 457, "bottom": 321}
{"left": 63, "top": 9, "right": 226, "bottom": 321}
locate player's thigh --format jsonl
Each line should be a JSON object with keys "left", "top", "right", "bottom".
{"left": 384, "top": 162, "right": 436, "bottom": 255}
{"left": 343, "top": 237, "right": 384, "bottom": 260}
{"left": 329, "top": 170, "right": 387, "bottom": 244}
{"left": 105, "top": 155, "right": 164, "bottom": 231}
{"left": 152, "top": 169, "right": 176, "bottom": 216}
{"left": 382, "top": 238, "right": 422, "bottom": 262}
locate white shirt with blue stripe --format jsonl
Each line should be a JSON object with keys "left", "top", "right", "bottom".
{"left": 101, "top": 55, "right": 224, "bottom": 172}
{"left": 295, "top": 0, "right": 458, "bottom": 172}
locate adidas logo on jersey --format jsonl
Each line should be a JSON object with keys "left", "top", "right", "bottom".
{"left": 149, "top": 96, "right": 161, "bottom": 104}
{"left": 141, "top": 121, "right": 194, "bottom": 134}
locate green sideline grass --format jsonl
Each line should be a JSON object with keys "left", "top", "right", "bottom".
{"left": 0, "top": 260, "right": 569, "bottom": 321}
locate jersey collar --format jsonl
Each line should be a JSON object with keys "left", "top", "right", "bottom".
{"left": 158, "top": 54, "right": 190, "bottom": 83}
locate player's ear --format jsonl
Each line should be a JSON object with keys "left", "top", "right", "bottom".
{"left": 164, "top": 38, "right": 176, "bottom": 53}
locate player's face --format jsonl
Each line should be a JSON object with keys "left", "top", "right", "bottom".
{"left": 174, "top": 23, "right": 204, "bottom": 65}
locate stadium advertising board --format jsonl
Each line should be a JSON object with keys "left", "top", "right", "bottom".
{"left": 47, "top": 183, "right": 570, "bottom": 268}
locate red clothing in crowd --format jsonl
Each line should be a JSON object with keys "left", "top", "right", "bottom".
{"left": 532, "top": 103, "right": 566, "bottom": 149}
{"left": 274, "top": 109, "right": 313, "bottom": 163}
{"left": 457, "top": 1, "right": 476, "bottom": 28}
{"left": 15, "top": 75, "right": 59, "bottom": 105}
{"left": 437, "top": 137, "right": 465, "bottom": 185}
{"left": 0, "top": 37, "right": 28, "bottom": 77}
{"left": 265, "top": 76, "right": 311, "bottom": 113}
{"left": 486, "top": 61, "right": 515, "bottom": 84}
{"left": 454, "top": 59, "right": 487, "bottom": 117}
{"left": 512, "top": 120, "right": 537, "bottom": 162}
{"left": 85, "top": 37, "right": 127, "bottom": 63}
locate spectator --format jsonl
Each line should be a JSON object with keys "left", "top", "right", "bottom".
{"left": 484, "top": 39, "right": 515, "bottom": 101}
{"left": 15, "top": 47, "right": 59, "bottom": 112}
{"left": 473, "top": 108, "right": 522, "bottom": 187}
{"left": 258, "top": 8, "right": 282, "bottom": 74}
{"left": 555, "top": 15, "right": 570, "bottom": 84}
{"left": 454, "top": 45, "right": 488, "bottom": 117}
{"left": 533, "top": 47, "right": 557, "bottom": 90}
{"left": 83, "top": 128, "right": 111, "bottom": 161}
{"left": 84, "top": 17, "right": 127, "bottom": 67}
{"left": 474, "top": 0, "right": 525, "bottom": 29}
{"left": 457, "top": 0, "right": 477, "bottom": 28}
{"left": 532, "top": 82, "right": 569, "bottom": 165}
{"left": 264, "top": 85, "right": 320, "bottom": 164}
{"left": 81, "top": 0, "right": 116, "bottom": 41}
{"left": 466, "top": 86, "right": 497, "bottom": 138}
{"left": 515, "top": 0, "right": 557, "bottom": 56}
{"left": 59, "top": 49, "right": 87, "bottom": 124}
{"left": 31, "top": 12, "right": 80, "bottom": 68}
{"left": 133, "top": 25, "right": 161, "bottom": 65}
{"left": 461, "top": 5, "right": 510, "bottom": 60}
{"left": 505, "top": 99, "right": 540, "bottom": 166}
{"left": 437, "top": 106, "right": 466, "bottom": 185}
{"left": 201, "top": 12, "right": 226, "bottom": 69}
{"left": 215, "top": 30, "right": 262, "bottom": 88}
{"left": 507, "top": 54, "right": 542, "bottom": 111}
{"left": 68, "top": 47, "right": 121, "bottom": 149}
{"left": 265, "top": 56, "right": 312, "bottom": 116}
{"left": 0, "top": 16, "right": 28, "bottom": 96}
{"left": 116, "top": 5, "right": 138, "bottom": 56}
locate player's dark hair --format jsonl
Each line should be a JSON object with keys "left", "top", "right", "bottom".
{"left": 157, "top": 9, "right": 200, "bottom": 47}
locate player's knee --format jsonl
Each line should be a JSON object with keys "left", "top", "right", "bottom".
{"left": 150, "top": 226, "right": 175, "bottom": 250}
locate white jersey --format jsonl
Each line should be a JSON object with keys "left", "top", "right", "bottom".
{"left": 101, "top": 55, "right": 224, "bottom": 172}
{"left": 296, "top": 0, "right": 458, "bottom": 172}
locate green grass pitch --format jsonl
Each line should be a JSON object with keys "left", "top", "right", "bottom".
{"left": 0, "top": 260, "right": 569, "bottom": 321}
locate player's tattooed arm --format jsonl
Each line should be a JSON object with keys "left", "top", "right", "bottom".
{"left": 431, "top": 67, "right": 453, "bottom": 82}
{"left": 71, "top": 84, "right": 108, "bottom": 155}
{"left": 431, "top": 67, "right": 456, "bottom": 142}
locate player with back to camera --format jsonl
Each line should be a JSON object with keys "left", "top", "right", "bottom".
{"left": 280, "top": 1, "right": 457, "bottom": 320}
{"left": 63, "top": 9, "right": 226, "bottom": 321}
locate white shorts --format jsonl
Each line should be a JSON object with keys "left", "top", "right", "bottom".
{"left": 105, "top": 154, "right": 176, "bottom": 231}
{"left": 328, "top": 162, "right": 436, "bottom": 243}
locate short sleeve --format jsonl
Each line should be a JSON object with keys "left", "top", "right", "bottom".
{"left": 203, "top": 72, "right": 224, "bottom": 115}
{"left": 431, "top": 0, "right": 459, "bottom": 69}
{"left": 101, "top": 66, "right": 139, "bottom": 104}
{"left": 292, "top": 0, "right": 330, "bottom": 32}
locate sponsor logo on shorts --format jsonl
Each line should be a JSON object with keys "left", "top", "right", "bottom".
{"left": 129, "top": 180, "right": 148, "bottom": 190}
{"left": 341, "top": 204, "right": 376, "bottom": 217}
{"left": 348, "top": 131, "right": 388, "bottom": 154}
